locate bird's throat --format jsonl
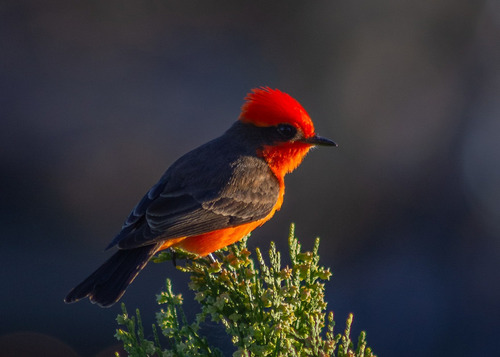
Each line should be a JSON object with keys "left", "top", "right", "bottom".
{"left": 259, "top": 143, "right": 312, "bottom": 179}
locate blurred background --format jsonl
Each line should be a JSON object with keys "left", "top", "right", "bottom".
{"left": 1, "top": 1, "right": 499, "bottom": 356}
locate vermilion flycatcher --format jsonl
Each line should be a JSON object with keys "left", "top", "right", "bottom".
{"left": 65, "top": 87, "right": 336, "bottom": 307}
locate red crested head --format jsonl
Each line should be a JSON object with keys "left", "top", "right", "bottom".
{"left": 239, "top": 87, "right": 315, "bottom": 138}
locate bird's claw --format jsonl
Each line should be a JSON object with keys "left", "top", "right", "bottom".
{"left": 207, "top": 253, "right": 218, "bottom": 264}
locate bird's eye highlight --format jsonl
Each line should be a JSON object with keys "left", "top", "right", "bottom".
{"left": 276, "top": 124, "right": 297, "bottom": 139}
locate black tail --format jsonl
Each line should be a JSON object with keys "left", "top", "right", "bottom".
{"left": 64, "top": 244, "right": 160, "bottom": 307}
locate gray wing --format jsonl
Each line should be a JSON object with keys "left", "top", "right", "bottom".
{"left": 106, "top": 153, "right": 280, "bottom": 250}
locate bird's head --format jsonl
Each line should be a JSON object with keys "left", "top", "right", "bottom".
{"left": 238, "top": 87, "right": 336, "bottom": 177}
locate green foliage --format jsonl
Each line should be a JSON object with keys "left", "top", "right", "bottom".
{"left": 115, "top": 306, "right": 163, "bottom": 356}
{"left": 115, "top": 224, "right": 376, "bottom": 357}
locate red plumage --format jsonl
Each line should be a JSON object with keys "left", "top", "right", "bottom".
{"left": 239, "top": 87, "right": 315, "bottom": 138}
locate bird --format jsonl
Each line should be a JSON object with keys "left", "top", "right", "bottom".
{"left": 64, "top": 87, "right": 337, "bottom": 307}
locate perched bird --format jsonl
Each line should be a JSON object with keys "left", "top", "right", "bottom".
{"left": 65, "top": 87, "right": 336, "bottom": 307}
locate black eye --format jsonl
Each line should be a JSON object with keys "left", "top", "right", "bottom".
{"left": 276, "top": 124, "right": 297, "bottom": 140}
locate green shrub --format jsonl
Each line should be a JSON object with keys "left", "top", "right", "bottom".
{"left": 115, "top": 224, "right": 375, "bottom": 357}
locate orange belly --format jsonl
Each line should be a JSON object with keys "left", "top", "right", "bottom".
{"left": 158, "top": 220, "right": 264, "bottom": 257}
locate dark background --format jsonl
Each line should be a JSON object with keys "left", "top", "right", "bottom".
{"left": 1, "top": 1, "right": 499, "bottom": 356}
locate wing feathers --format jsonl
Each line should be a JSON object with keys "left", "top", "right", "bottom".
{"left": 111, "top": 153, "right": 279, "bottom": 250}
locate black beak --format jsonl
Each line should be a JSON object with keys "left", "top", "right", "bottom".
{"left": 301, "top": 135, "right": 337, "bottom": 147}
